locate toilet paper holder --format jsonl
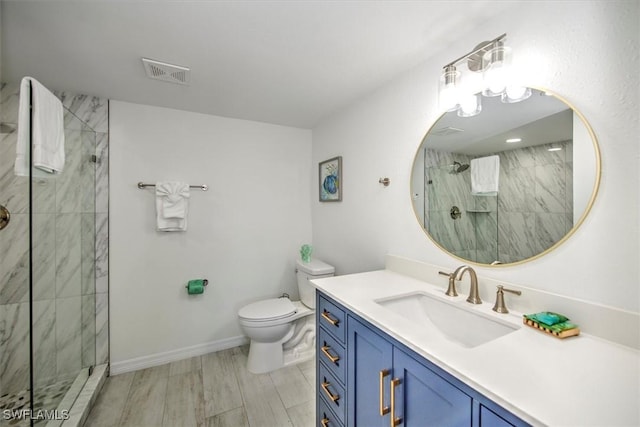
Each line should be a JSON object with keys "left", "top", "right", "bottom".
{"left": 185, "top": 279, "right": 208, "bottom": 289}
{"left": 185, "top": 279, "right": 209, "bottom": 289}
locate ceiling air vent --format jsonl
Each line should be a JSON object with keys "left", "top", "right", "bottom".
{"left": 142, "top": 58, "right": 190, "bottom": 85}
{"left": 431, "top": 126, "right": 464, "bottom": 136}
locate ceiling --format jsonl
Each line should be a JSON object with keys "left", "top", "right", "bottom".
{"left": 426, "top": 90, "right": 573, "bottom": 156}
{"left": 0, "top": 0, "right": 520, "bottom": 128}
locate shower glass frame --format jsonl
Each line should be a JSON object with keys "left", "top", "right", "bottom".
{"left": 29, "top": 108, "right": 97, "bottom": 425}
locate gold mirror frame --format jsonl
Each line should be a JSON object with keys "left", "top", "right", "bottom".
{"left": 411, "top": 87, "right": 601, "bottom": 267}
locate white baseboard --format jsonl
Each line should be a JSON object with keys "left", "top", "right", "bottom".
{"left": 110, "top": 335, "right": 249, "bottom": 375}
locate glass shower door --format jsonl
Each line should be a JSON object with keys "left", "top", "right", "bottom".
{"left": 1, "top": 83, "right": 32, "bottom": 427}
{"left": 425, "top": 164, "right": 476, "bottom": 260}
{"left": 30, "top": 110, "right": 96, "bottom": 425}
{"left": 1, "top": 82, "right": 98, "bottom": 426}
{"left": 424, "top": 163, "right": 500, "bottom": 264}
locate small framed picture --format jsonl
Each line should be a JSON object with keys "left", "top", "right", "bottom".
{"left": 319, "top": 156, "right": 342, "bottom": 202}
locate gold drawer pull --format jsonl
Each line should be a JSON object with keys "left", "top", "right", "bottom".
{"left": 390, "top": 378, "right": 402, "bottom": 427}
{"left": 379, "top": 369, "right": 390, "bottom": 416}
{"left": 321, "top": 310, "right": 339, "bottom": 326}
{"left": 321, "top": 381, "right": 340, "bottom": 402}
{"left": 321, "top": 345, "right": 340, "bottom": 363}
{"left": 321, "top": 417, "right": 330, "bottom": 427}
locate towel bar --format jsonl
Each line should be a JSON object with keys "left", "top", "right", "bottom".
{"left": 137, "top": 182, "right": 208, "bottom": 191}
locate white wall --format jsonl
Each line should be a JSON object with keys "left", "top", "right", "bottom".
{"left": 110, "top": 101, "right": 312, "bottom": 364}
{"left": 311, "top": 1, "right": 640, "bottom": 312}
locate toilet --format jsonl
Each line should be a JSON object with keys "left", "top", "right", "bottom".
{"left": 238, "top": 258, "right": 335, "bottom": 374}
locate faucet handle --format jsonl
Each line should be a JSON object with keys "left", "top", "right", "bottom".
{"left": 492, "top": 285, "right": 522, "bottom": 314}
{"left": 438, "top": 271, "right": 458, "bottom": 297}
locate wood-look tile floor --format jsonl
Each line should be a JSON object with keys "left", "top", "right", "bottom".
{"left": 85, "top": 346, "right": 315, "bottom": 427}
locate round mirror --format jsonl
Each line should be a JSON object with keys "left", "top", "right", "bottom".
{"left": 411, "top": 88, "right": 600, "bottom": 266}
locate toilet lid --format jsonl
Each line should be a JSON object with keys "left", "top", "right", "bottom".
{"left": 238, "top": 298, "right": 297, "bottom": 322}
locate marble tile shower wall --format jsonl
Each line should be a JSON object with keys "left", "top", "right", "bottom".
{"left": 0, "top": 82, "right": 109, "bottom": 395}
{"left": 497, "top": 141, "right": 573, "bottom": 263}
{"left": 423, "top": 149, "right": 478, "bottom": 260}
{"left": 424, "top": 142, "right": 573, "bottom": 264}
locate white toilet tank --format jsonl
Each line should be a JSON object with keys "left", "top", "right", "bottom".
{"left": 296, "top": 258, "right": 335, "bottom": 309}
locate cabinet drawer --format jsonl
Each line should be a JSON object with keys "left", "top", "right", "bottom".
{"left": 318, "top": 326, "right": 346, "bottom": 384}
{"left": 319, "top": 362, "right": 346, "bottom": 425}
{"left": 318, "top": 396, "right": 344, "bottom": 427}
{"left": 318, "top": 294, "right": 346, "bottom": 344}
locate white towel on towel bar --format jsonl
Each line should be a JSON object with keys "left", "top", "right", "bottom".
{"left": 471, "top": 155, "right": 500, "bottom": 195}
{"left": 14, "top": 77, "right": 66, "bottom": 177}
{"left": 155, "top": 182, "right": 190, "bottom": 231}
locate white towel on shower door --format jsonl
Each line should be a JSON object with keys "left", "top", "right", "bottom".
{"left": 155, "top": 181, "right": 190, "bottom": 231}
{"left": 471, "top": 155, "right": 500, "bottom": 195}
{"left": 14, "top": 76, "right": 66, "bottom": 177}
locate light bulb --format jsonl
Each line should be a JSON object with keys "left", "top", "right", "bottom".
{"left": 482, "top": 43, "right": 511, "bottom": 97}
{"left": 457, "top": 93, "right": 481, "bottom": 117}
{"left": 440, "top": 83, "right": 459, "bottom": 112}
{"left": 502, "top": 86, "right": 532, "bottom": 103}
{"left": 486, "top": 66, "right": 507, "bottom": 94}
{"left": 439, "top": 66, "right": 460, "bottom": 112}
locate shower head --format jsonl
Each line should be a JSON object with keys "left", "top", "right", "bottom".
{"left": 452, "top": 161, "right": 470, "bottom": 173}
{"left": 456, "top": 163, "right": 470, "bottom": 173}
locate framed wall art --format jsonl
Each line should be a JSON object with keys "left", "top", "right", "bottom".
{"left": 319, "top": 156, "right": 342, "bottom": 202}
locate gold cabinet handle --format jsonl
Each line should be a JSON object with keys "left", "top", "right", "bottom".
{"left": 390, "top": 378, "right": 402, "bottom": 427}
{"left": 321, "top": 310, "right": 339, "bottom": 326}
{"left": 379, "top": 369, "right": 390, "bottom": 416}
{"left": 321, "top": 417, "right": 330, "bottom": 427}
{"left": 321, "top": 345, "right": 340, "bottom": 364}
{"left": 321, "top": 381, "right": 340, "bottom": 402}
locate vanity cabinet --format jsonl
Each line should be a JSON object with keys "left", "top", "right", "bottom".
{"left": 317, "top": 292, "right": 529, "bottom": 427}
{"left": 317, "top": 293, "right": 348, "bottom": 426}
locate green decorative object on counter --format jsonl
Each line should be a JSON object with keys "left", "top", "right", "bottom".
{"left": 524, "top": 311, "right": 569, "bottom": 326}
{"left": 523, "top": 312, "right": 580, "bottom": 339}
{"left": 300, "top": 244, "right": 313, "bottom": 263}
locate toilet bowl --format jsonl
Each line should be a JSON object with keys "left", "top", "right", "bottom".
{"left": 238, "top": 258, "right": 335, "bottom": 374}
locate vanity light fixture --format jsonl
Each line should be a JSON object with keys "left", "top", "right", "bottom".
{"left": 438, "top": 33, "right": 530, "bottom": 117}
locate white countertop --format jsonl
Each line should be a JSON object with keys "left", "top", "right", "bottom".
{"left": 312, "top": 269, "right": 640, "bottom": 427}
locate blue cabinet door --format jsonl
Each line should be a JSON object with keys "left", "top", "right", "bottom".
{"left": 347, "top": 317, "right": 393, "bottom": 427}
{"left": 478, "top": 404, "right": 515, "bottom": 427}
{"left": 393, "top": 347, "right": 473, "bottom": 427}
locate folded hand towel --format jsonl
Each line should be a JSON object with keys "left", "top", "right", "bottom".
{"left": 14, "top": 77, "right": 65, "bottom": 177}
{"left": 471, "top": 155, "right": 500, "bottom": 195}
{"left": 156, "top": 182, "right": 190, "bottom": 231}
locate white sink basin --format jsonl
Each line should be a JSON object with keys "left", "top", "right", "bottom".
{"left": 376, "top": 292, "right": 519, "bottom": 348}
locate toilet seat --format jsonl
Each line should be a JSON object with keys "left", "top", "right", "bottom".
{"left": 238, "top": 298, "right": 297, "bottom": 323}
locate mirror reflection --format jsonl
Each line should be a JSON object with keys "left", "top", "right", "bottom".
{"left": 412, "top": 88, "right": 599, "bottom": 265}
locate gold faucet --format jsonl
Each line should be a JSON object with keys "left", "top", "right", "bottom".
{"left": 453, "top": 265, "right": 481, "bottom": 304}
{"left": 492, "top": 285, "right": 522, "bottom": 313}
{"left": 438, "top": 271, "right": 458, "bottom": 297}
